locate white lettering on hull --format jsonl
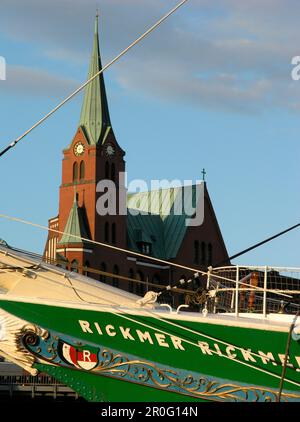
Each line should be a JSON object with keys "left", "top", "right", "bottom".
{"left": 106, "top": 325, "right": 116, "bottom": 337}
{"left": 226, "top": 346, "right": 237, "bottom": 359}
{"left": 77, "top": 319, "right": 300, "bottom": 371}
{"left": 240, "top": 349, "right": 256, "bottom": 363}
{"left": 155, "top": 333, "right": 169, "bottom": 348}
{"left": 120, "top": 327, "right": 135, "bottom": 341}
{"left": 197, "top": 341, "right": 213, "bottom": 355}
{"left": 258, "top": 351, "right": 277, "bottom": 366}
{"left": 136, "top": 330, "right": 154, "bottom": 344}
{"left": 79, "top": 320, "right": 93, "bottom": 333}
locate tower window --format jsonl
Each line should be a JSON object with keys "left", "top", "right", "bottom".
{"left": 79, "top": 161, "right": 85, "bottom": 180}
{"left": 105, "top": 161, "right": 110, "bottom": 179}
{"left": 105, "top": 222, "right": 109, "bottom": 242}
{"left": 112, "top": 265, "right": 119, "bottom": 288}
{"left": 112, "top": 223, "right": 116, "bottom": 244}
{"left": 73, "top": 162, "right": 78, "bottom": 181}
{"left": 111, "top": 163, "right": 116, "bottom": 182}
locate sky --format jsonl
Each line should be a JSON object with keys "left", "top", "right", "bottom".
{"left": 0, "top": 0, "right": 299, "bottom": 268}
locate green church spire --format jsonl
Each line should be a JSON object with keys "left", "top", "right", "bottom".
{"left": 79, "top": 13, "right": 112, "bottom": 145}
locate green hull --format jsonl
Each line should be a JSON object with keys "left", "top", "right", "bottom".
{"left": 1, "top": 298, "right": 300, "bottom": 402}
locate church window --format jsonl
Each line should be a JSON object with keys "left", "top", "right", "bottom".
{"left": 129, "top": 269, "right": 134, "bottom": 293}
{"left": 201, "top": 242, "right": 206, "bottom": 265}
{"left": 139, "top": 243, "right": 151, "bottom": 255}
{"left": 194, "top": 240, "right": 199, "bottom": 264}
{"left": 79, "top": 161, "right": 85, "bottom": 180}
{"left": 73, "top": 162, "right": 78, "bottom": 181}
{"left": 208, "top": 243, "right": 213, "bottom": 265}
{"left": 112, "top": 265, "right": 119, "bottom": 288}
{"left": 152, "top": 274, "right": 161, "bottom": 290}
{"left": 136, "top": 271, "right": 145, "bottom": 296}
{"left": 112, "top": 223, "right": 116, "bottom": 244}
{"left": 84, "top": 260, "right": 90, "bottom": 277}
{"left": 105, "top": 222, "right": 109, "bottom": 242}
{"left": 100, "top": 262, "right": 107, "bottom": 283}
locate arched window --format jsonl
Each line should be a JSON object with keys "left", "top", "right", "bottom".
{"left": 111, "top": 163, "right": 116, "bottom": 182}
{"left": 71, "top": 259, "right": 79, "bottom": 273}
{"left": 129, "top": 269, "right": 134, "bottom": 293}
{"left": 136, "top": 271, "right": 145, "bottom": 296}
{"left": 152, "top": 274, "right": 160, "bottom": 285}
{"left": 152, "top": 274, "right": 161, "bottom": 291}
{"left": 84, "top": 260, "right": 90, "bottom": 277}
{"left": 79, "top": 161, "right": 85, "bottom": 180}
{"left": 100, "top": 262, "right": 107, "bottom": 283}
{"left": 201, "top": 242, "right": 206, "bottom": 265}
{"left": 208, "top": 243, "right": 213, "bottom": 265}
{"left": 105, "top": 222, "right": 109, "bottom": 242}
{"left": 194, "top": 240, "right": 199, "bottom": 264}
{"left": 111, "top": 223, "right": 116, "bottom": 245}
{"left": 112, "top": 265, "right": 119, "bottom": 288}
{"left": 105, "top": 161, "right": 110, "bottom": 179}
{"left": 73, "top": 162, "right": 78, "bottom": 181}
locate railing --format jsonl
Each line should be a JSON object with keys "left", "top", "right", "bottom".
{"left": 205, "top": 266, "right": 300, "bottom": 317}
{"left": 0, "top": 363, "right": 78, "bottom": 399}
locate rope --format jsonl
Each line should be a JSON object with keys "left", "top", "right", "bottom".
{"left": 0, "top": 0, "right": 190, "bottom": 158}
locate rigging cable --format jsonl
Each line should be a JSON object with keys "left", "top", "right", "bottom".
{"left": 216, "top": 223, "right": 300, "bottom": 267}
{"left": 0, "top": 0, "right": 190, "bottom": 158}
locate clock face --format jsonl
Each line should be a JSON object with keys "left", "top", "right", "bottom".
{"left": 105, "top": 144, "right": 115, "bottom": 157}
{"left": 74, "top": 142, "right": 85, "bottom": 156}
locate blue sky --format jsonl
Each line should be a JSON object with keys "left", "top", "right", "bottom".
{"left": 0, "top": 0, "right": 299, "bottom": 267}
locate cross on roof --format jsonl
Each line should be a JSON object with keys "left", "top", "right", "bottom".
{"left": 201, "top": 168, "right": 206, "bottom": 181}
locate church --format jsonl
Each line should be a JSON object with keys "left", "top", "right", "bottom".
{"left": 44, "top": 15, "right": 229, "bottom": 302}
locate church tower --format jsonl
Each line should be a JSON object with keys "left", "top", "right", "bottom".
{"left": 44, "top": 12, "right": 229, "bottom": 299}
{"left": 45, "top": 14, "right": 127, "bottom": 275}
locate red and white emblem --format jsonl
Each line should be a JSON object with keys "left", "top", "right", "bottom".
{"left": 60, "top": 342, "right": 99, "bottom": 371}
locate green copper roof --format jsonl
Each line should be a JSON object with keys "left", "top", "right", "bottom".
{"left": 127, "top": 185, "right": 201, "bottom": 259}
{"left": 79, "top": 14, "right": 112, "bottom": 145}
{"left": 58, "top": 196, "right": 89, "bottom": 245}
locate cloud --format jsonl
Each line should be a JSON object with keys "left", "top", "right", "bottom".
{"left": 0, "top": 0, "right": 299, "bottom": 113}
{"left": 1, "top": 65, "right": 78, "bottom": 98}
